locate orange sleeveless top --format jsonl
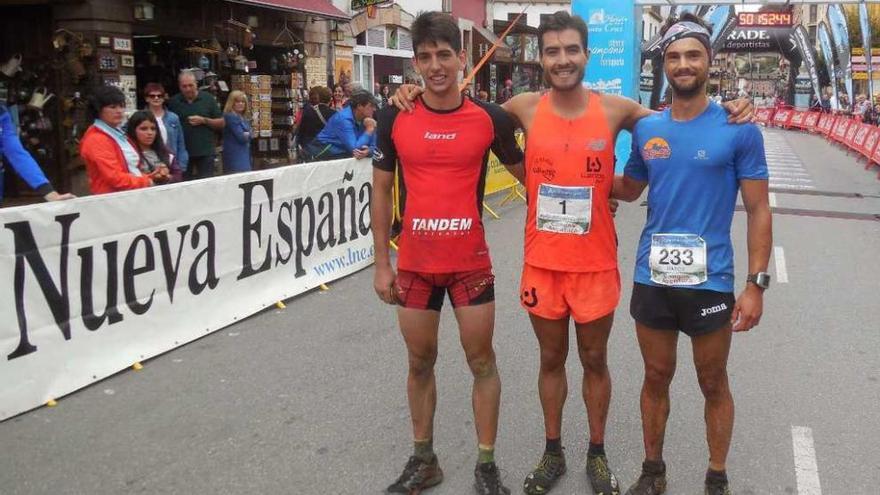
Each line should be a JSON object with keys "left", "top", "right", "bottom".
{"left": 524, "top": 92, "right": 618, "bottom": 272}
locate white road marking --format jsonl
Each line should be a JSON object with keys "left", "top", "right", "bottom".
{"left": 774, "top": 246, "right": 789, "bottom": 283}
{"left": 769, "top": 193, "right": 777, "bottom": 207}
{"left": 792, "top": 426, "right": 822, "bottom": 495}
{"left": 768, "top": 170, "right": 811, "bottom": 177}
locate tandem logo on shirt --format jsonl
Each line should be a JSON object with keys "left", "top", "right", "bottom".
{"left": 412, "top": 217, "right": 474, "bottom": 232}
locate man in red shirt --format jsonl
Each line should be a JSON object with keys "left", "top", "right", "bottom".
{"left": 371, "top": 11, "right": 522, "bottom": 495}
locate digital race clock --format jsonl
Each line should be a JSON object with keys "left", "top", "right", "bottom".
{"left": 737, "top": 12, "right": 793, "bottom": 27}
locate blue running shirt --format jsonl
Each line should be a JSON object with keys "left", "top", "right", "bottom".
{"left": 624, "top": 103, "right": 768, "bottom": 293}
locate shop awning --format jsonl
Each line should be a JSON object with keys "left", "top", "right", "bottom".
{"left": 227, "top": 0, "right": 350, "bottom": 21}
{"left": 473, "top": 24, "right": 512, "bottom": 64}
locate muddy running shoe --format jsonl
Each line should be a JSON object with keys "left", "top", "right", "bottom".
{"left": 586, "top": 453, "right": 620, "bottom": 495}
{"left": 474, "top": 462, "right": 511, "bottom": 495}
{"left": 523, "top": 451, "right": 567, "bottom": 494}
{"left": 624, "top": 460, "right": 667, "bottom": 495}
{"left": 386, "top": 456, "right": 443, "bottom": 494}
{"left": 704, "top": 478, "right": 731, "bottom": 495}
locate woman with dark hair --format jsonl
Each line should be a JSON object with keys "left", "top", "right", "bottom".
{"left": 125, "top": 111, "right": 182, "bottom": 183}
{"left": 297, "top": 86, "right": 336, "bottom": 157}
{"left": 378, "top": 84, "right": 391, "bottom": 108}
{"left": 331, "top": 84, "right": 347, "bottom": 110}
{"left": 143, "top": 82, "right": 188, "bottom": 173}
{"left": 80, "top": 85, "right": 155, "bottom": 194}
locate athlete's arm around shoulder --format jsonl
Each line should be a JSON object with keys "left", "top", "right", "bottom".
{"left": 600, "top": 93, "right": 654, "bottom": 133}
{"left": 501, "top": 91, "right": 541, "bottom": 131}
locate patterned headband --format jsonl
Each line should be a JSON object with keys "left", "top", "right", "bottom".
{"left": 660, "top": 21, "right": 712, "bottom": 59}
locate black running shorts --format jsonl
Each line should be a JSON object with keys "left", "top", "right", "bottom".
{"left": 630, "top": 283, "right": 735, "bottom": 337}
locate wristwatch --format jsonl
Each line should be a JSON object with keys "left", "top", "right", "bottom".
{"left": 746, "top": 272, "right": 771, "bottom": 290}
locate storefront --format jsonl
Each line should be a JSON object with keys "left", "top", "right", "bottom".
{"left": 0, "top": 0, "right": 347, "bottom": 203}
{"left": 494, "top": 19, "right": 542, "bottom": 99}
{"left": 127, "top": 0, "right": 347, "bottom": 168}
{"left": 471, "top": 24, "right": 512, "bottom": 102}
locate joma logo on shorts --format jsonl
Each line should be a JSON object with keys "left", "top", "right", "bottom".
{"left": 412, "top": 217, "right": 473, "bottom": 231}
{"left": 700, "top": 303, "right": 728, "bottom": 317}
{"left": 424, "top": 131, "right": 457, "bottom": 140}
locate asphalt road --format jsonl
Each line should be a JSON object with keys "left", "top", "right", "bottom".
{"left": 1, "top": 128, "right": 879, "bottom": 495}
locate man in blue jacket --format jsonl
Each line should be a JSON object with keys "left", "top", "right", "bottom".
{"left": 308, "top": 89, "right": 377, "bottom": 161}
{"left": 0, "top": 104, "right": 75, "bottom": 204}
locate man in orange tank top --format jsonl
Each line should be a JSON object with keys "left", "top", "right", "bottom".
{"left": 390, "top": 11, "right": 752, "bottom": 495}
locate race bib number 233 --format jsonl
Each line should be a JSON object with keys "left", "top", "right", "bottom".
{"left": 649, "top": 233, "right": 707, "bottom": 286}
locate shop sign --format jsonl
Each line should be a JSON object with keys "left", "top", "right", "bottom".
{"left": 388, "top": 75, "right": 403, "bottom": 84}
{"left": 720, "top": 27, "right": 794, "bottom": 54}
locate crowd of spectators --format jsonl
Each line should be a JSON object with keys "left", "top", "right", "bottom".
{"left": 71, "top": 71, "right": 387, "bottom": 196}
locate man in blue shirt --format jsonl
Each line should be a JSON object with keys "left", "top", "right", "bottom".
{"left": 613, "top": 14, "right": 772, "bottom": 495}
{"left": 308, "top": 89, "right": 377, "bottom": 161}
{"left": 1, "top": 104, "right": 74, "bottom": 204}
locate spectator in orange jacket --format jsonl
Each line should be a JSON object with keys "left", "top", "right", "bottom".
{"left": 80, "top": 86, "right": 155, "bottom": 194}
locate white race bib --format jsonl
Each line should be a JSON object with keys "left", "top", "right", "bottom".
{"left": 536, "top": 184, "right": 592, "bottom": 235}
{"left": 649, "top": 233, "right": 708, "bottom": 286}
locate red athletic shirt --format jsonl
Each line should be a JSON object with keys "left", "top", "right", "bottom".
{"left": 373, "top": 97, "right": 523, "bottom": 273}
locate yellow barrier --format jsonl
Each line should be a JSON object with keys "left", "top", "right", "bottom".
{"left": 483, "top": 132, "right": 526, "bottom": 218}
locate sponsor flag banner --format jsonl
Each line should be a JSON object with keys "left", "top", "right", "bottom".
{"left": 0, "top": 159, "right": 375, "bottom": 420}
{"left": 828, "top": 5, "right": 853, "bottom": 105}
{"left": 573, "top": 0, "right": 637, "bottom": 170}
{"left": 860, "top": 4, "right": 874, "bottom": 99}
{"left": 818, "top": 22, "right": 840, "bottom": 111}
{"left": 793, "top": 25, "right": 823, "bottom": 104}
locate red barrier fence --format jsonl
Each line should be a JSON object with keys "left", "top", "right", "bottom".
{"left": 758, "top": 107, "right": 880, "bottom": 178}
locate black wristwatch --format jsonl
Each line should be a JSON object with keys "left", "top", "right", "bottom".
{"left": 746, "top": 272, "right": 771, "bottom": 290}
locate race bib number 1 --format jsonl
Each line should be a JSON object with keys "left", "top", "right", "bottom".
{"left": 536, "top": 184, "right": 592, "bottom": 235}
{"left": 649, "top": 233, "right": 708, "bottom": 286}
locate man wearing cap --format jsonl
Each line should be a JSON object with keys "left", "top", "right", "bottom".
{"left": 307, "top": 89, "right": 377, "bottom": 161}
{"left": 613, "top": 13, "right": 771, "bottom": 495}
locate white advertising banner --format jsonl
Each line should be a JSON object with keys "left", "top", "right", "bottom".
{"left": 0, "top": 158, "right": 375, "bottom": 420}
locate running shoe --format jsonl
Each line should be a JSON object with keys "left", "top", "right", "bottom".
{"left": 704, "top": 478, "right": 731, "bottom": 495}
{"left": 386, "top": 456, "right": 443, "bottom": 494}
{"left": 474, "top": 462, "right": 511, "bottom": 495}
{"left": 624, "top": 461, "right": 666, "bottom": 495}
{"left": 586, "top": 453, "right": 620, "bottom": 495}
{"left": 523, "top": 451, "right": 567, "bottom": 494}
